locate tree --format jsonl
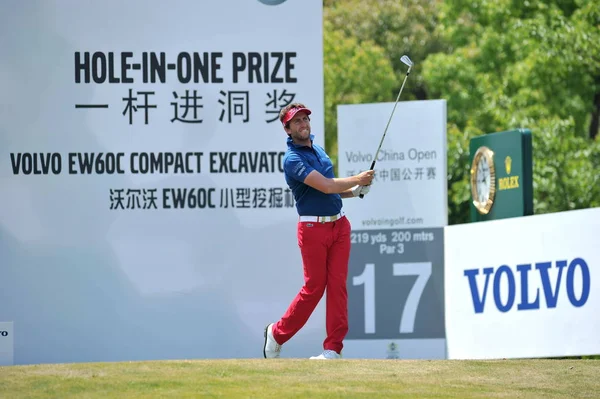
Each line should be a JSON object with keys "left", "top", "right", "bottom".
{"left": 323, "top": 20, "right": 397, "bottom": 167}
{"left": 422, "top": 0, "right": 600, "bottom": 223}
{"left": 325, "top": 0, "right": 447, "bottom": 101}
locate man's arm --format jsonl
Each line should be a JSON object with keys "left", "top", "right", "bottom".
{"left": 304, "top": 170, "right": 373, "bottom": 195}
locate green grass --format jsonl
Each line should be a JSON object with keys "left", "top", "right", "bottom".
{"left": 1, "top": 359, "right": 599, "bottom": 398}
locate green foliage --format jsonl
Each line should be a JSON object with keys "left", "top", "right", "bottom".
{"left": 323, "top": 0, "right": 599, "bottom": 223}
{"left": 533, "top": 118, "right": 600, "bottom": 213}
{"left": 323, "top": 0, "right": 449, "bottom": 171}
{"left": 325, "top": 0, "right": 448, "bottom": 100}
{"left": 421, "top": 0, "right": 600, "bottom": 222}
{"left": 323, "top": 20, "right": 397, "bottom": 166}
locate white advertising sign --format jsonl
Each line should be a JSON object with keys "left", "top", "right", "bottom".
{"left": 337, "top": 100, "right": 447, "bottom": 229}
{"left": 445, "top": 208, "right": 600, "bottom": 359}
{"left": 337, "top": 100, "right": 447, "bottom": 359}
{"left": 1, "top": 0, "right": 324, "bottom": 364}
{"left": 0, "top": 322, "right": 14, "bottom": 366}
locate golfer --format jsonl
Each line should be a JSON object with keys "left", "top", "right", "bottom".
{"left": 263, "top": 103, "right": 374, "bottom": 360}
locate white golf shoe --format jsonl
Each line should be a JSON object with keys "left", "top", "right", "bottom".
{"left": 310, "top": 349, "right": 341, "bottom": 360}
{"left": 263, "top": 323, "right": 281, "bottom": 358}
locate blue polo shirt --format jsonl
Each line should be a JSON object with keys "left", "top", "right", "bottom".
{"left": 283, "top": 135, "right": 342, "bottom": 216}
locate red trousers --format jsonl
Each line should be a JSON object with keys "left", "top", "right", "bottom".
{"left": 272, "top": 216, "right": 351, "bottom": 354}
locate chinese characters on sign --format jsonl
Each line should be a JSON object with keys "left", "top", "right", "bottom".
{"left": 73, "top": 51, "right": 300, "bottom": 125}
{"left": 347, "top": 167, "right": 437, "bottom": 182}
{"left": 79, "top": 89, "right": 297, "bottom": 125}
{"left": 66, "top": 50, "right": 306, "bottom": 211}
{"left": 9, "top": 151, "right": 294, "bottom": 211}
{"left": 108, "top": 187, "right": 295, "bottom": 210}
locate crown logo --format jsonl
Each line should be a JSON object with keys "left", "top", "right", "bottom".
{"left": 505, "top": 156, "right": 512, "bottom": 175}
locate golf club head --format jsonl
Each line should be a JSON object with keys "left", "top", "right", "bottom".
{"left": 400, "top": 55, "right": 413, "bottom": 68}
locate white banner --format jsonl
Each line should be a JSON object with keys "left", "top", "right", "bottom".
{"left": 337, "top": 100, "right": 447, "bottom": 229}
{"left": 0, "top": 0, "right": 324, "bottom": 364}
{"left": 337, "top": 100, "right": 447, "bottom": 359}
{"left": 0, "top": 322, "right": 14, "bottom": 366}
{"left": 445, "top": 208, "right": 600, "bottom": 359}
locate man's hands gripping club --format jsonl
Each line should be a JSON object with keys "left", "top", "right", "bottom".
{"left": 351, "top": 183, "right": 371, "bottom": 198}
{"left": 351, "top": 169, "right": 374, "bottom": 198}
{"left": 303, "top": 168, "right": 374, "bottom": 199}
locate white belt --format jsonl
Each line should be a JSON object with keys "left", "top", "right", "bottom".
{"left": 299, "top": 211, "right": 344, "bottom": 223}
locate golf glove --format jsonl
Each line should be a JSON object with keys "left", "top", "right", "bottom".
{"left": 352, "top": 185, "right": 371, "bottom": 198}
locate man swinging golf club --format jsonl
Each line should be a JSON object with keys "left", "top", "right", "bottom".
{"left": 263, "top": 103, "right": 374, "bottom": 360}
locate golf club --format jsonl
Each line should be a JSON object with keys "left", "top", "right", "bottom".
{"left": 360, "top": 55, "right": 414, "bottom": 198}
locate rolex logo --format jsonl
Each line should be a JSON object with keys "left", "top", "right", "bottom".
{"left": 499, "top": 156, "right": 519, "bottom": 191}
{"left": 505, "top": 156, "right": 512, "bottom": 175}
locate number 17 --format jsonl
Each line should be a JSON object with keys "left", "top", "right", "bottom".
{"left": 352, "top": 262, "right": 432, "bottom": 334}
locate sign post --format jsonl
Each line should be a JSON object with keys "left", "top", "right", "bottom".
{"left": 337, "top": 100, "right": 447, "bottom": 359}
